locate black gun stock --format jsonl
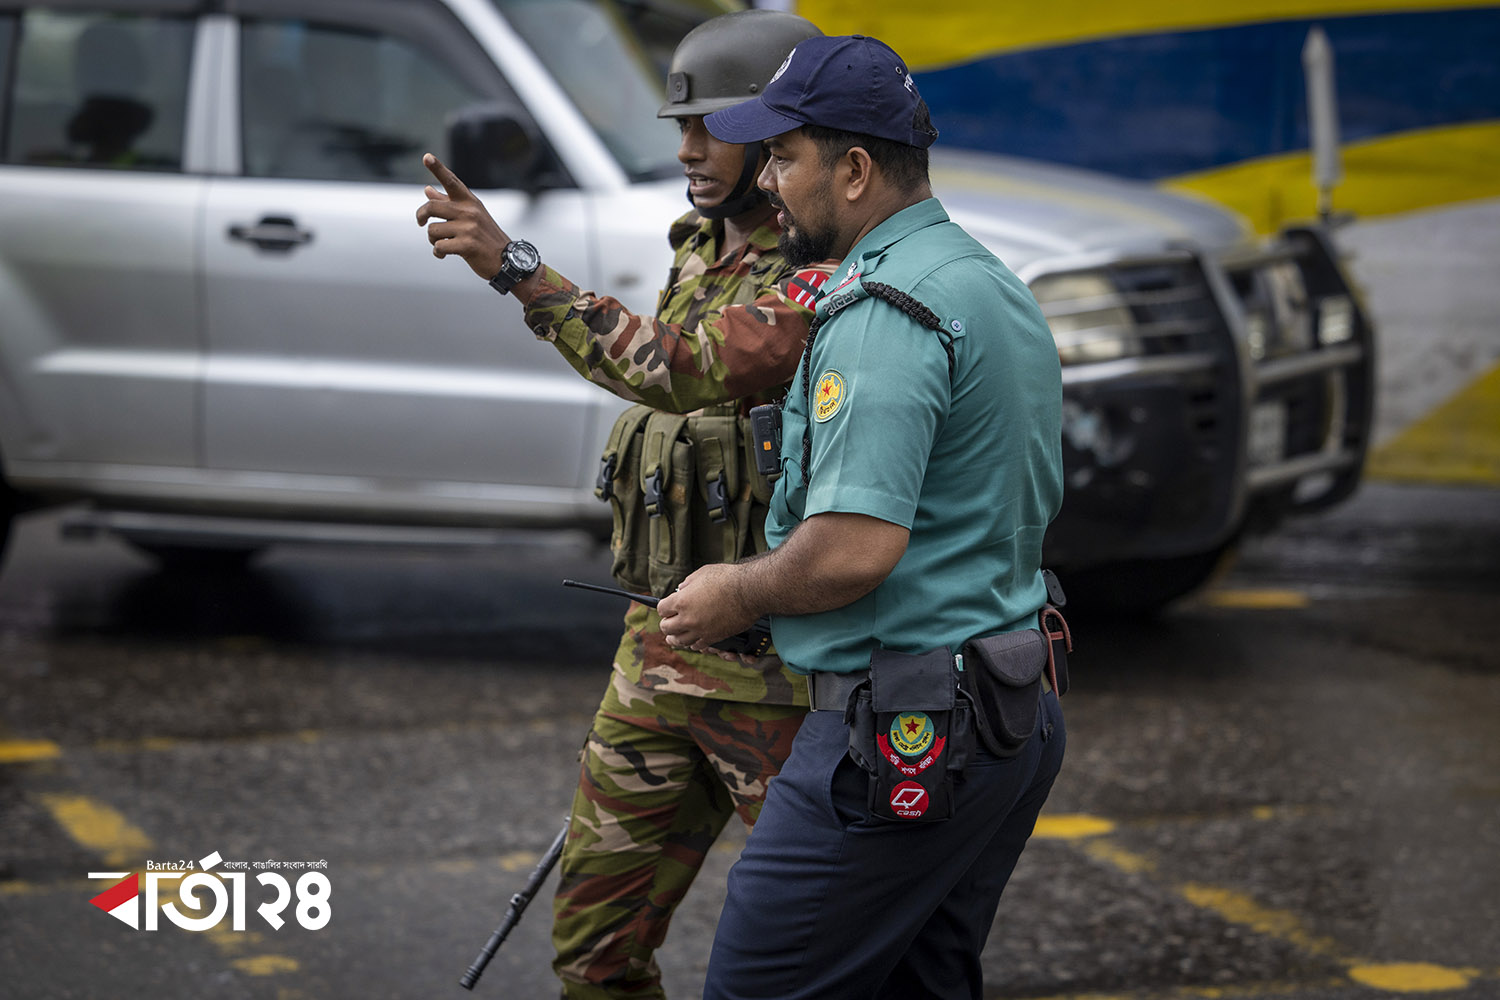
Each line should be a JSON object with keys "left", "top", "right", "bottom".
{"left": 561, "top": 579, "right": 772, "bottom": 657}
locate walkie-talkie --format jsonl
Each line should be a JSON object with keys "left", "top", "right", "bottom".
{"left": 748, "top": 403, "right": 783, "bottom": 479}
{"left": 562, "top": 580, "right": 773, "bottom": 657}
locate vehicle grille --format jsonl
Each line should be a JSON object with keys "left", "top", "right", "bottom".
{"left": 1109, "top": 258, "right": 1234, "bottom": 460}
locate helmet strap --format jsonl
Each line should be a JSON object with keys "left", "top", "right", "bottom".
{"left": 690, "top": 145, "right": 766, "bottom": 221}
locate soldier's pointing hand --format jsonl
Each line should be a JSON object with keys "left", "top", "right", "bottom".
{"left": 417, "top": 152, "right": 511, "bottom": 280}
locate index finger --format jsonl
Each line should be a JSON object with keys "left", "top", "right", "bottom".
{"left": 423, "top": 153, "right": 470, "bottom": 199}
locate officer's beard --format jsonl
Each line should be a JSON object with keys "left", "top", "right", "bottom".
{"left": 773, "top": 196, "right": 840, "bottom": 268}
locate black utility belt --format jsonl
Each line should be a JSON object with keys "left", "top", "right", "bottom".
{"left": 834, "top": 612, "right": 1071, "bottom": 824}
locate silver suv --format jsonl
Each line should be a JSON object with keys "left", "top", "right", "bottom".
{"left": 0, "top": 0, "right": 1374, "bottom": 608}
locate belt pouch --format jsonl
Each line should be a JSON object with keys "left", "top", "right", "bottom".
{"left": 687, "top": 414, "right": 743, "bottom": 568}
{"left": 847, "top": 647, "right": 962, "bottom": 823}
{"left": 641, "top": 411, "right": 693, "bottom": 596}
{"left": 597, "top": 405, "right": 653, "bottom": 593}
{"left": 961, "top": 629, "right": 1047, "bottom": 757}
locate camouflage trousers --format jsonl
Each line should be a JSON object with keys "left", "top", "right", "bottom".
{"left": 551, "top": 670, "right": 805, "bottom": 1000}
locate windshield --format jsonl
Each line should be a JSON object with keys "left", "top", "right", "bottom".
{"left": 490, "top": 0, "right": 689, "bottom": 181}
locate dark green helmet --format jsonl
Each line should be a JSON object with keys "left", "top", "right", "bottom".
{"left": 658, "top": 10, "right": 822, "bottom": 119}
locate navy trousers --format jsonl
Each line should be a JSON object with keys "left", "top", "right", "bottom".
{"left": 702, "top": 691, "right": 1065, "bottom": 1000}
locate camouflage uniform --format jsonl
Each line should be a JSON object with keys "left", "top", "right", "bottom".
{"left": 523, "top": 208, "right": 834, "bottom": 999}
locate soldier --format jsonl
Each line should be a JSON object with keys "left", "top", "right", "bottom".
{"left": 416, "top": 11, "right": 829, "bottom": 1000}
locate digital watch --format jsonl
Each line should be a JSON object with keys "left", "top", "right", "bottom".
{"left": 488, "top": 239, "right": 541, "bottom": 295}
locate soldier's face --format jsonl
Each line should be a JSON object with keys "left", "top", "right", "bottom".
{"left": 760, "top": 129, "right": 840, "bottom": 267}
{"left": 677, "top": 116, "right": 748, "bottom": 211}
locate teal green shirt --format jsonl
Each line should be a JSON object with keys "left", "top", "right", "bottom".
{"left": 766, "top": 198, "right": 1064, "bottom": 675}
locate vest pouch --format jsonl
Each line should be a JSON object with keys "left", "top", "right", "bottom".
{"left": 641, "top": 411, "right": 694, "bottom": 597}
{"left": 851, "top": 647, "right": 965, "bottom": 824}
{"left": 598, "top": 405, "right": 653, "bottom": 593}
{"left": 685, "top": 414, "right": 744, "bottom": 570}
{"left": 961, "top": 629, "right": 1047, "bottom": 757}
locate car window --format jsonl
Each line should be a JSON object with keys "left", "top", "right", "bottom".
{"left": 2, "top": 11, "right": 192, "bottom": 171}
{"left": 490, "top": 0, "right": 679, "bottom": 181}
{"left": 0, "top": 16, "right": 13, "bottom": 153}
{"left": 241, "top": 19, "right": 505, "bottom": 184}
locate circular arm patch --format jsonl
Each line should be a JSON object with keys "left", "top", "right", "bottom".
{"left": 813, "top": 369, "right": 846, "bottom": 422}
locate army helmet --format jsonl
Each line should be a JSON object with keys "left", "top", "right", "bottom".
{"left": 658, "top": 9, "right": 822, "bottom": 119}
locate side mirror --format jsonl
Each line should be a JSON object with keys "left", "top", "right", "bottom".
{"left": 445, "top": 104, "right": 565, "bottom": 193}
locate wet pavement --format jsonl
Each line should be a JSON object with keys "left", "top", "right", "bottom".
{"left": 1, "top": 481, "right": 1497, "bottom": 1000}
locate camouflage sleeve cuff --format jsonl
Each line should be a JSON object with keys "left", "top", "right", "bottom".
{"left": 520, "top": 265, "right": 582, "bottom": 343}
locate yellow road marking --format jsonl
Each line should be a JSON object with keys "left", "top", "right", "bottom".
{"left": 1348, "top": 963, "right": 1477, "bottom": 992}
{"left": 1367, "top": 363, "right": 1500, "bottom": 487}
{"left": 37, "top": 793, "right": 153, "bottom": 867}
{"left": 203, "top": 921, "right": 267, "bottom": 953}
{"left": 1033, "top": 813, "right": 1117, "bottom": 840}
{"left": 1083, "top": 839, "right": 1158, "bottom": 875}
{"left": 0, "top": 739, "right": 62, "bottom": 764}
{"left": 1075, "top": 835, "right": 1483, "bottom": 994}
{"left": 1203, "top": 589, "right": 1311, "bottom": 610}
{"left": 496, "top": 851, "right": 541, "bottom": 873}
{"left": 231, "top": 955, "right": 300, "bottom": 976}
{"left": 1180, "top": 883, "right": 1344, "bottom": 959}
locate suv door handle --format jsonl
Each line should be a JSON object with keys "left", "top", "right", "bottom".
{"left": 228, "top": 216, "right": 314, "bottom": 252}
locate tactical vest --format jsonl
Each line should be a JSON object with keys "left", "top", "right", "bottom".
{"left": 595, "top": 402, "right": 778, "bottom": 597}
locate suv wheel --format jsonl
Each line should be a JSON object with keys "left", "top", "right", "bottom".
{"left": 1062, "top": 542, "right": 1240, "bottom": 615}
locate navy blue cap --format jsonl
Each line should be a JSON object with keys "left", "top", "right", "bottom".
{"left": 705, "top": 34, "right": 938, "bottom": 149}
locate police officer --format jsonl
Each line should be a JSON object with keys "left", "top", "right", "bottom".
{"left": 657, "top": 34, "right": 1067, "bottom": 999}
{"left": 416, "top": 11, "right": 830, "bottom": 1000}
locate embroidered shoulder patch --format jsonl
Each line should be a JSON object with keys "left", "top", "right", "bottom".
{"left": 813, "top": 369, "right": 846, "bottom": 422}
{"left": 787, "top": 268, "right": 829, "bottom": 309}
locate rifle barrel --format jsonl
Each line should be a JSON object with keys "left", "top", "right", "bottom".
{"left": 459, "top": 822, "right": 570, "bottom": 990}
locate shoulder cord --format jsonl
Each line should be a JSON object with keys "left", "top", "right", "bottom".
{"left": 787, "top": 280, "right": 955, "bottom": 486}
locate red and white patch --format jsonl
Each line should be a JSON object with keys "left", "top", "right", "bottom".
{"left": 889, "top": 781, "right": 930, "bottom": 819}
{"left": 787, "top": 268, "right": 829, "bottom": 309}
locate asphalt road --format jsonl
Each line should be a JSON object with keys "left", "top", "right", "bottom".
{"left": 1, "top": 482, "right": 1497, "bottom": 1000}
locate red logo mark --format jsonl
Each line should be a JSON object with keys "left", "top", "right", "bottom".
{"left": 788, "top": 268, "right": 829, "bottom": 308}
{"left": 89, "top": 873, "right": 141, "bottom": 928}
{"left": 889, "top": 781, "right": 929, "bottom": 818}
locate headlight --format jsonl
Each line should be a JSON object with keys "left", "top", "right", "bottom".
{"left": 1317, "top": 294, "right": 1355, "bottom": 345}
{"left": 1028, "top": 271, "right": 1141, "bottom": 365}
{"left": 1234, "top": 258, "right": 1312, "bottom": 360}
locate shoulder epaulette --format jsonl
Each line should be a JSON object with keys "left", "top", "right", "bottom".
{"left": 790, "top": 280, "right": 956, "bottom": 485}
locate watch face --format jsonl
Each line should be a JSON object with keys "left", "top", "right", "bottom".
{"left": 506, "top": 240, "right": 540, "bottom": 274}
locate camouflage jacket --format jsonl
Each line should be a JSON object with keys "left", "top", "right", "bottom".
{"left": 523, "top": 209, "right": 834, "bottom": 705}
{"left": 523, "top": 208, "right": 832, "bottom": 414}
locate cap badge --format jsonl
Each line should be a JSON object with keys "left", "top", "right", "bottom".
{"left": 770, "top": 48, "right": 795, "bottom": 85}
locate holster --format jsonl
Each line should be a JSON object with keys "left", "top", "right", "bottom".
{"left": 844, "top": 648, "right": 973, "bottom": 823}
{"left": 959, "top": 627, "right": 1049, "bottom": 759}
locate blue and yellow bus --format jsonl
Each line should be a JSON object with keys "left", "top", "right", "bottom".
{"left": 799, "top": 0, "right": 1500, "bottom": 232}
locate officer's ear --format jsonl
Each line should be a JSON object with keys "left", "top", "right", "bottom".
{"left": 840, "top": 145, "right": 875, "bottom": 204}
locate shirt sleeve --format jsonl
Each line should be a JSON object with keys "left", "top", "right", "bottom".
{"left": 520, "top": 260, "right": 834, "bottom": 413}
{"left": 801, "top": 300, "right": 952, "bottom": 528}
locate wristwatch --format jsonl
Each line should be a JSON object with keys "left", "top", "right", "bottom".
{"left": 488, "top": 239, "right": 541, "bottom": 295}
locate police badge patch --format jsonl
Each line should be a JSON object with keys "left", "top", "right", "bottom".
{"left": 813, "top": 369, "right": 845, "bottom": 422}
{"left": 877, "top": 711, "right": 947, "bottom": 776}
